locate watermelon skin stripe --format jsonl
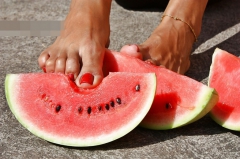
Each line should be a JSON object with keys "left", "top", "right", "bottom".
{"left": 5, "top": 73, "right": 156, "bottom": 147}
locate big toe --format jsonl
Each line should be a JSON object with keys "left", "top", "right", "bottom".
{"left": 76, "top": 66, "right": 103, "bottom": 89}
{"left": 75, "top": 50, "right": 105, "bottom": 89}
{"left": 120, "top": 44, "right": 142, "bottom": 60}
{"left": 78, "top": 73, "right": 102, "bottom": 89}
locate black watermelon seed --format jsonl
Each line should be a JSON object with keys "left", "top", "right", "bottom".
{"left": 78, "top": 107, "right": 83, "bottom": 113}
{"left": 55, "top": 105, "right": 61, "bottom": 112}
{"left": 110, "top": 101, "right": 115, "bottom": 107}
{"left": 165, "top": 103, "right": 172, "bottom": 109}
{"left": 135, "top": 84, "right": 140, "bottom": 91}
{"left": 116, "top": 98, "right": 121, "bottom": 104}
{"left": 105, "top": 104, "right": 110, "bottom": 110}
{"left": 98, "top": 106, "right": 102, "bottom": 111}
{"left": 87, "top": 107, "right": 92, "bottom": 114}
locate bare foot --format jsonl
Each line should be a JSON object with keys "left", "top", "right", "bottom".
{"left": 38, "top": 0, "right": 111, "bottom": 88}
{"left": 120, "top": 0, "right": 209, "bottom": 74}
{"left": 120, "top": 16, "right": 195, "bottom": 74}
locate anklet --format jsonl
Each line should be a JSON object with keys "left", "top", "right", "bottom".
{"left": 161, "top": 14, "right": 197, "bottom": 42}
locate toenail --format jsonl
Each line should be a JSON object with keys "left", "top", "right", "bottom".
{"left": 145, "top": 61, "right": 154, "bottom": 65}
{"left": 131, "top": 44, "right": 140, "bottom": 52}
{"left": 80, "top": 73, "right": 94, "bottom": 85}
{"left": 145, "top": 60, "right": 157, "bottom": 65}
{"left": 42, "top": 67, "right": 46, "bottom": 73}
{"left": 67, "top": 74, "right": 74, "bottom": 81}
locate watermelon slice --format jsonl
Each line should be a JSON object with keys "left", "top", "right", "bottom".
{"left": 208, "top": 48, "right": 240, "bottom": 131}
{"left": 103, "top": 50, "right": 219, "bottom": 130}
{"left": 5, "top": 72, "right": 156, "bottom": 147}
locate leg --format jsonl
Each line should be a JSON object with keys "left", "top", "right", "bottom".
{"left": 115, "top": 0, "right": 218, "bottom": 10}
{"left": 115, "top": 0, "right": 169, "bottom": 9}
{"left": 120, "top": 0, "right": 209, "bottom": 74}
{"left": 38, "top": 0, "right": 112, "bottom": 88}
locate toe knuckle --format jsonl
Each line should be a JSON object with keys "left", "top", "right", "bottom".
{"left": 45, "top": 60, "right": 54, "bottom": 67}
{"left": 56, "top": 57, "right": 64, "bottom": 64}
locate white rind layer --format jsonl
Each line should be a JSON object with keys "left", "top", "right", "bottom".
{"left": 183, "top": 87, "right": 218, "bottom": 125}
{"left": 139, "top": 77, "right": 218, "bottom": 130}
{"left": 169, "top": 87, "right": 218, "bottom": 129}
{"left": 208, "top": 48, "right": 222, "bottom": 86}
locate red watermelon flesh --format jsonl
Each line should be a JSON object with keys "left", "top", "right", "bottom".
{"left": 5, "top": 72, "right": 156, "bottom": 146}
{"left": 208, "top": 48, "right": 240, "bottom": 131}
{"left": 103, "top": 50, "right": 219, "bottom": 130}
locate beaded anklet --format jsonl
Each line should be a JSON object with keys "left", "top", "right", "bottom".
{"left": 161, "top": 14, "right": 197, "bottom": 42}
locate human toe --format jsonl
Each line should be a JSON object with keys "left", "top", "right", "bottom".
{"left": 120, "top": 44, "right": 142, "bottom": 60}
{"left": 76, "top": 66, "right": 103, "bottom": 89}
{"left": 39, "top": 47, "right": 63, "bottom": 73}
{"left": 65, "top": 52, "right": 81, "bottom": 80}
{"left": 38, "top": 51, "right": 50, "bottom": 72}
{"left": 76, "top": 49, "right": 104, "bottom": 88}
{"left": 55, "top": 52, "right": 67, "bottom": 74}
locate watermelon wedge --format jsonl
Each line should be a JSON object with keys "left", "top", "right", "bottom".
{"left": 5, "top": 72, "right": 156, "bottom": 147}
{"left": 208, "top": 48, "right": 240, "bottom": 131}
{"left": 104, "top": 50, "right": 219, "bottom": 130}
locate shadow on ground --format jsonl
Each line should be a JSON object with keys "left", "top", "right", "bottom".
{"left": 187, "top": 32, "right": 240, "bottom": 82}
{"left": 54, "top": 114, "right": 235, "bottom": 150}
{"left": 186, "top": 0, "right": 240, "bottom": 81}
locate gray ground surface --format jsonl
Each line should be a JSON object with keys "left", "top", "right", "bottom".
{"left": 0, "top": 0, "right": 240, "bottom": 158}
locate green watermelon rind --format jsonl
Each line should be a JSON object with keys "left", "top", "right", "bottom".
{"left": 208, "top": 48, "right": 240, "bottom": 131}
{"left": 5, "top": 73, "right": 157, "bottom": 147}
{"left": 140, "top": 86, "right": 218, "bottom": 130}
{"left": 209, "top": 113, "right": 240, "bottom": 131}
{"left": 186, "top": 89, "right": 218, "bottom": 125}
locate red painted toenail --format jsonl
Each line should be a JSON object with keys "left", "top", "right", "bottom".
{"left": 67, "top": 74, "right": 74, "bottom": 81}
{"left": 42, "top": 67, "right": 46, "bottom": 73}
{"left": 80, "top": 73, "right": 94, "bottom": 85}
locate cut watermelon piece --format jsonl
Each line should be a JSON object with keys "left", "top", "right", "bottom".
{"left": 208, "top": 48, "right": 240, "bottom": 131}
{"left": 103, "top": 50, "right": 219, "bottom": 130}
{"left": 5, "top": 72, "right": 156, "bottom": 147}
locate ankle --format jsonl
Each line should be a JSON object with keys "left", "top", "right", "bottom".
{"left": 163, "top": 0, "right": 208, "bottom": 38}
{"left": 160, "top": 15, "right": 197, "bottom": 43}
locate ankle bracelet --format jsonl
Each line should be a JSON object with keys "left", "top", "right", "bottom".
{"left": 161, "top": 14, "right": 198, "bottom": 42}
